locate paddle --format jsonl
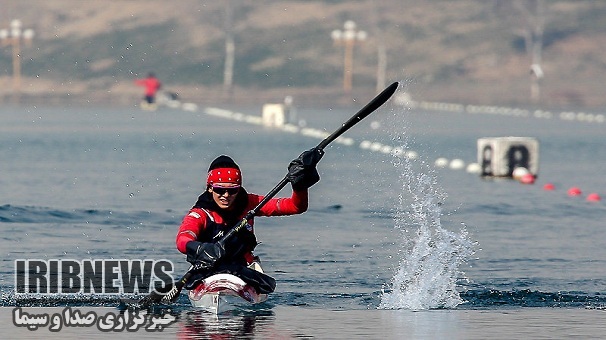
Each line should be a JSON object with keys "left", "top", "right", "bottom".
{"left": 138, "top": 81, "right": 400, "bottom": 307}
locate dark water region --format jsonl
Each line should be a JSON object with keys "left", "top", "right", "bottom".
{"left": 1, "top": 102, "right": 605, "bottom": 338}
{"left": 1, "top": 184, "right": 604, "bottom": 310}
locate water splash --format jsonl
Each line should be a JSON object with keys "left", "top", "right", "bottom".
{"left": 379, "top": 106, "right": 475, "bottom": 310}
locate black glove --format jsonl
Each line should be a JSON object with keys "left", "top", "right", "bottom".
{"left": 185, "top": 241, "right": 225, "bottom": 269}
{"left": 287, "top": 147, "right": 324, "bottom": 191}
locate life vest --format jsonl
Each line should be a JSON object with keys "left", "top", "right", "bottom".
{"left": 196, "top": 208, "right": 257, "bottom": 265}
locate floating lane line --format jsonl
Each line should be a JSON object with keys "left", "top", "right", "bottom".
{"left": 399, "top": 98, "right": 605, "bottom": 124}
{"left": 202, "top": 107, "right": 423, "bottom": 161}
{"left": 200, "top": 106, "right": 602, "bottom": 204}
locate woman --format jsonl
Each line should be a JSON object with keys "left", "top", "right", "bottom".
{"left": 175, "top": 149, "right": 323, "bottom": 293}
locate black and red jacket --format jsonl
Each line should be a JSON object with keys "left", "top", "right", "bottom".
{"left": 176, "top": 188, "right": 308, "bottom": 264}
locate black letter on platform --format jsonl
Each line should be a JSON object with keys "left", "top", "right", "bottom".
{"left": 15, "top": 260, "right": 25, "bottom": 293}
{"left": 154, "top": 260, "right": 173, "bottom": 292}
{"left": 104, "top": 260, "right": 119, "bottom": 294}
{"left": 83, "top": 260, "right": 103, "bottom": 294}
{"left": 49, "top": 260, "right": 58, "bottom": 294}
{"left": 61, "top": 260, "right": 81, "bottom": 293}
{"left": 29, "top": 260, "right": 48, "bottom": 294}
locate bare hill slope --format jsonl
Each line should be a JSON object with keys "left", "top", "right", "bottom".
{"left": 1, "top": 1, "right": 605, "bottom": 108}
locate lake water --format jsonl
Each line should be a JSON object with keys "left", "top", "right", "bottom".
{"left": 1, "top": 92, "right": 605, "bottom": 339}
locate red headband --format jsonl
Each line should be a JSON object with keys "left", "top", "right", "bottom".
{"left": 207, "top": 168, "right": 242, "bottom": 185}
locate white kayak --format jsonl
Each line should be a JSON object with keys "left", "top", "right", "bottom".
{"left": 187, "top": 263, "right": 268, "bottom": 314}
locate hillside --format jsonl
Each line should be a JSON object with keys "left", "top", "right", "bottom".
{"left": 1, "top": 0, "right": 605, "bottom": 108}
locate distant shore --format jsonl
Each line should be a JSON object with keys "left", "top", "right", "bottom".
{"left": 0, "top": 78, "right": 603, "bottom": 111}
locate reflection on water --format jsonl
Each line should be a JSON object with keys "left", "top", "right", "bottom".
{"left": 178, "top": 309, "right": 275, "bottom": 339}
{"left": 2, "top": 306, "right": 605, "bottom": 339}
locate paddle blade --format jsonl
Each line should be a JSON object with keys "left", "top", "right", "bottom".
{"left": 160, "top": 286, "right": 181, "bottom": 304}
{"left": 346, "top": 81, "right": 399, "bottom": 127}
{"left": 318, "top": 81, "right": 399, "bottom": 150}
{"left": 137, "top": 282, "right": 176, "bottom": 307}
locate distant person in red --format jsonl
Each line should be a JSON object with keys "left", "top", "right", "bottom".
{"left": 135, "top": 72, "right": 161, "bottom": 109}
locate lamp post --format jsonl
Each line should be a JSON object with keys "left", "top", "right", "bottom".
{"left": 0, "top": 19, "right": 35, "bottom": 102}
{"left": 331, "top": 20, "right": 367, "bottom": 93}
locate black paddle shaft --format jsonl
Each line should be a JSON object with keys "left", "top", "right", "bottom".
{"left": 140, "top": 81, "right": 399, "bottom": 305}
{"left": 218, "top": 81, "right": 399, "bottom": 243}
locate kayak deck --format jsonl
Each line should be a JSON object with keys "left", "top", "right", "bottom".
{"left": 187, "top": 272, "right": 268, "bottom": 314}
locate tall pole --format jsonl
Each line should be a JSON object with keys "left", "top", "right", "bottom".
{"left": 513, "top": 0, "right": 545, "bottom": 104}
{"left": 1, "top": 19, "right": 34, "bottom": 103}
{"left": 343, "top": 38, "right": 354, "bottom": 92}
{"left": 223, "top": 0, "right": 235, "bottom": 99}
{"left": 376, "top": 44, "right": 386, "bottom": 93}
{"left": 530, "top": 0, "right": 545, "bottom": 104}
{"left": 12, "top": 33, "right": 21, "bottom": 95}
{"left": 368, "top": 0, "right": 387, "bottom": 93}
{"left": 331, "top": 21, "right": 367, "bottom": 93}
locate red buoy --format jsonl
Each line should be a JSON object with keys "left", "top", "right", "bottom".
{"left": 519, "top": 173, "right": 535, "bottom": 184}
{"left": 543, "top": 183, "right": 555, "bottom": 190}
{"left": 587, "top": 193, "right": 601, "bottom": 202}
{"left": 567, "top": 187, "right": 582, "bottom": 196}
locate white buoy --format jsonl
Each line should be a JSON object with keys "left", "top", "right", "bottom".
{"left": 359, "top": 140, "right": 372, "bottom": 149}
{"left": 434, "top": 157, "right": 449, "bottom": 168}
{"left": 449, "top": 159, "right": 465, "bottom": 170}
{"left": 512, "top": 167, "right": 530, "bottom": 180}
{"left": 281, "top": 124, "right": 300, "bottom": 133}
{"left": 406, "top": 151, "right": 418, "bottom": 160}
{"left": 380, "top": 145, "right": 393, "bottom": 154}
{"left": 370, "top": 142, "right": 383, "bottom": 152}
{"left": 337, "top": 137, "right": 355, "bottom": 146}
{"left": 466, "top": 163, "right": 481, "bottom": 174}
{"left": 182, "top": 103, "right": 198, "bottom": 112}
{"left": 391, "top": 147, "right": 404, "bottom": 157}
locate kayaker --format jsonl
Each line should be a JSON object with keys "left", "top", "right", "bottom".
{"left": 175, "top": 149, "right": 323, "bottom": 293}
{"left": 134, "top": 72, "right": 161, "bottom": 109}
